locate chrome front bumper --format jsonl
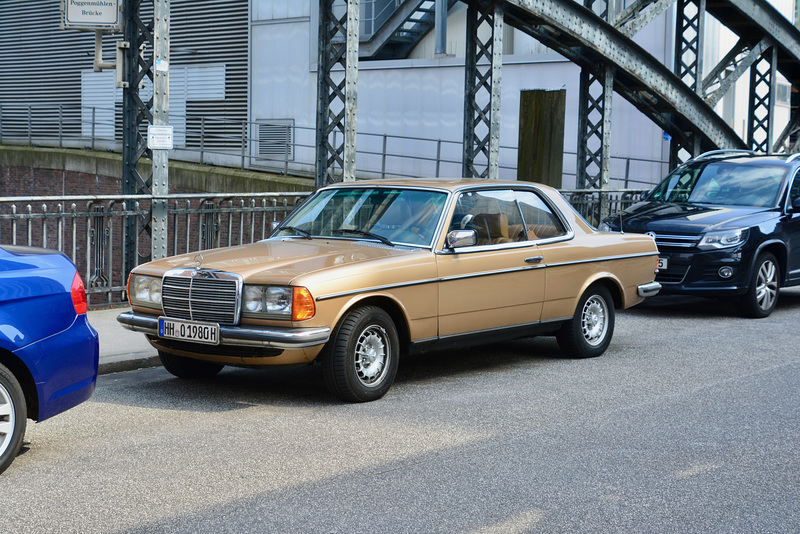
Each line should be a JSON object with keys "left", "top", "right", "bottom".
{"left": 117, "top": 311, "right": 331, "bottom": 350}
{"left": 637, "top": 281, "right": 662, "bottom": 298}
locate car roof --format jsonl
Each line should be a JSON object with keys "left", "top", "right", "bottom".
{"left": 322, "top": 178, "right": 555, "bottom": 193}
{"left": 687, "top": 151, "right": 799, "bottom": 167}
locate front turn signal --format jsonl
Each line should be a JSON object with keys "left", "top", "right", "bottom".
{"left": 292, "top": 287, "right": 316, "bottom": 321}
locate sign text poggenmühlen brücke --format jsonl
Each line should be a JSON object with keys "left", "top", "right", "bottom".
{"left": 64, "top": 0, "right": 120, "bottom": 30}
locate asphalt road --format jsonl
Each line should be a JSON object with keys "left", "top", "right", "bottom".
{"left": 2, "top": 291, "right": 799, "bottom": 533}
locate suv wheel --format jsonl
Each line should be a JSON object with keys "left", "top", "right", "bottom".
{"left": 738, "top": 252, "right": 780, "bottom": 318}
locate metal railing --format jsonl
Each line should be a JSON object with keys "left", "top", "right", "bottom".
{"left": 0, "top": 193, "right": 308, "bottom": 308}
{"left": 0, "top": 103, "right": 670, "bottom": 189}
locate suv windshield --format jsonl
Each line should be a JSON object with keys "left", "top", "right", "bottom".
{"left": 274, "top": 187, "right": 447, "bottom": 247}
{"left": 648, "top": 161, "right": 787, "bottom": 207}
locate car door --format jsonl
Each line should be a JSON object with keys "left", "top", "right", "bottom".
{"left": 784, "top": 169, "right": 800, "bottom": 283}
{"left": 435, "top": 188, "right": 545, "bottom": 338}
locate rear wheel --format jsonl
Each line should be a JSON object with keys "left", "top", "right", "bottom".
{"left": 0, "top": 363, "right": 27, "bottom": 475}
{"left": 159, "top": 351, "right": 224, "bottom": 379}
{"left": 738, "top": 252, "right": 779, "bottom": 318}
{"left": 557, "top": 285, "right": 615, "bottom": 358}
{"left": 323, "top": 306, "right": 399, "bottom": 402}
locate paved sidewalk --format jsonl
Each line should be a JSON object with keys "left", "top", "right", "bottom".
{"left": 88, "top": 307, "right": 161, "bottom": 375}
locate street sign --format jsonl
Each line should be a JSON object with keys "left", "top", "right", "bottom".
{"left": 147, "top": 125, "right": 174, "bottom": 150}
{"left": 63, "top": 0, "right": 121, "bottom": 31}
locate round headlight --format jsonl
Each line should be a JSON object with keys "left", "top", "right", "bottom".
{"left": 149, "top": 278, "right": 162, "bottom": 303}
{"left": 243, "top": 286, "right": 264, "bottom": 312}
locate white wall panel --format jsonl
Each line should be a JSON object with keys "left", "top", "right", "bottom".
{"left": 252, "top": 0, "right": 310, "bottom": 21}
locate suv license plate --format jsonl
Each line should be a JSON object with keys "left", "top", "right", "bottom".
{"left": 158, "top": 317, "right": 220, "bottom": 345}
{"left": 657, "top": 257, "right": 668, "bottom": 270}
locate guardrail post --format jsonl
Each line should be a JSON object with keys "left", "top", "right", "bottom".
{"left": 241, "top": 122, "right": 247, "bottom": 168}
{"left": 27, "top": 105, "right": 32, "bottom": 146}
{"left": 91, "top": 107, "right": 96, "bottom": 151}
{"left": 200, "top": 116, "right": 205, "bottom": 164}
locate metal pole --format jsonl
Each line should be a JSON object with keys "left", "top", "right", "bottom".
{"left": 150, "top": 0, "right": 170, "bottom": 260}
{"left": 343, "top": 0, "right": 359, "bottom": 182}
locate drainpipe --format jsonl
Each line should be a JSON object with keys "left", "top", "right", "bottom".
{"left": 435, "top": 0, "right": 447, "bottom": 57}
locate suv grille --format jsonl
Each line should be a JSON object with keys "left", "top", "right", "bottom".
{"left": 652, "top": 233, "right": 700, "bottom": 249}
{"left": 161, "top": 270, "right": 242, "bottom": 325}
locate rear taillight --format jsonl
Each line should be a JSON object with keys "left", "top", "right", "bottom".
{"left": 71, "top": 272, "right": 88, "bottom": 315}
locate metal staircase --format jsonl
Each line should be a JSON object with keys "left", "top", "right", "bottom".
{"left": 358, "top": 0, "right": 459, "bottom": 59}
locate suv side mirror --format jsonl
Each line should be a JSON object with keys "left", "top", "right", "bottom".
{"left": 792, "top": 198, "right": 800, "bottom": 212}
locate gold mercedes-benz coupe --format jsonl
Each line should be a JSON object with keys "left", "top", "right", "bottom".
{"left": 118, "top": 179, "right": 660, "bottom": 402}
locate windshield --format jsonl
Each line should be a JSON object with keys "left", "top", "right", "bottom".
{"left": 274, "top": 187, "right": 448, "bottom": 247}
{"left": 648, "top": 161, "right": 787, "bottom": 208}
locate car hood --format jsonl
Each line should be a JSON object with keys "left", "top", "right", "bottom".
{"left": 134, "top": 238, "right": 426, "bottom": 284}
{"left": 609, "top": 201, "right": 776, "bottom": 234}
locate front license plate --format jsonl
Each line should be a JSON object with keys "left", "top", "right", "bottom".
{"left": 657, "top": 257, "right": 668, "bottom": 270}
{"left": 158, "top": 317, "right": 220, "bottom": 345}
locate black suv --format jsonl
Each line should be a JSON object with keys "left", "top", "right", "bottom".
{"left": 600, "top": 151, "right": 800, "bottom": 318}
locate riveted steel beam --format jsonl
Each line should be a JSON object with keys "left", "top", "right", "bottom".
{"left": 614, "top": 0, "right": 676, "bottom": 39}
{"left": 503, "top": 0, "right": 745, "bottom": 153}
{"left": 122, "top": 0, "right": 155, "bottom": 275}
{"left": 748, "top": 46, "right": 778, "bottom": 153}
{"left": 462, "top": 1, "right": 503, "bottom": 179}
{"left": 316, "top": 0, "right": 359, "bottom": 188}
{"left": 702, "top": 37, "right": 772, "bottom": 109}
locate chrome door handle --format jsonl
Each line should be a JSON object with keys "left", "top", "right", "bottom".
{"left": 525, "top": 256, "right": 544, "bottom": 264}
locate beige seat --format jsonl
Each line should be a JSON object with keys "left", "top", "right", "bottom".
{"left": 472, "top": 213, "right": 512, "bottom": 245}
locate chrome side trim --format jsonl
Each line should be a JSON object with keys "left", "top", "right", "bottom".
{"left": 637, "top": 281, "right": 662, "bottom": 297}
{"left": 316, "top": 278, "right": 439, "bottom": 302}
{"left": 117, "top": 311, "right": 330, "bottom": 349}
{"left": 546, "top": 251, "right": 659, "bottom": 269}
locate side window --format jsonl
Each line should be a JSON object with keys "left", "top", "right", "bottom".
{"left": 514, "top": 191, "right": 567, "bottom": 241}
{"left": 790, "top": 171, "right": 800, "bottom": 207}
{"left": 450, "top": 189, "right": 522, "bottom": 245}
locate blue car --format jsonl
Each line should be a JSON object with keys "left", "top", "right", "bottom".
{"left": 0, "top": 245, "right": 99, "bottom": 474}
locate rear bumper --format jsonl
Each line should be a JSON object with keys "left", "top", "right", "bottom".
{"left": 117, "top": 311, "right": 331, "bottom": 350}
{"left": 15, "top": 314, "right": 99, "bottom": 421}
{"left": 637, "top": 281, "right": 662, "bottom": 298}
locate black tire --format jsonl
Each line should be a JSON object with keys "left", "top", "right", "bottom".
{"left": 0, "top": 363, "right": 27, "bottom": 475}
{"left": 738, "top": 252, "right": 780, "bottom": 318}
{"left": 557, "top": 284, "right": 616, "bottom": 359}
{"left": 322, "top": 306, "right": 399, "bottom": 402}
{"left": 159, "top": 351, "right": 224, "bottom": 379}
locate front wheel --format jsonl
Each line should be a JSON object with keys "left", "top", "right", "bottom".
{"left": 557, "top": 285, "right": 615, "bottom": 358}
{"left": 738, "top": 252, "right": 780, "bottom": 318}
{"left": 323, "top": 306, "right": 400, "bottom": 402}
{"left": 159, "top": 351, "right": 225, "bottom": 379}
{"left": 0, "top": 363, "right": 27, "bottom": 475}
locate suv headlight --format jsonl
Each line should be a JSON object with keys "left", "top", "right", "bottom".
{"left": 128, "top": 274, "right": 162, "bottom": 308}
{"left": 242, "top": 285, "right": 315, "bottom": 321}
{"left": 698, "top": 228, "right": 749, "bottom": 250}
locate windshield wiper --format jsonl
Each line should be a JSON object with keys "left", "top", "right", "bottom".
{"left": 280, "top": 226, "right": 312, "bottom": 239}
{"left": 332, "top": 229, "right": 395, "bottom": 247}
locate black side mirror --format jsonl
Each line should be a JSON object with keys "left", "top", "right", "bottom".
{"left": 792, "top": 198, "right": 800, "bottom": 211}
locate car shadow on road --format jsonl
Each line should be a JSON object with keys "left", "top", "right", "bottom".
{"left": 626, "top": 286, "right": 800, "bottom": 319}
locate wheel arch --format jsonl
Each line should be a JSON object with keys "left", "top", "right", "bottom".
{"left": 753, "top": 240, "right": 788, "bottom": 286}
{"left": 581, "top": 274, "right": 625, "bottom": 309}
{"left": 0, "top": 349, "right": 39, "bottom": 420}
{"left": 331, "top": 295, "right": 411, "bottom": 356}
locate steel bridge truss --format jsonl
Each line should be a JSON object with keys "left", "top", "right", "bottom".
{"left": 314, "top": 0, "right": 800, "bottom": 189}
